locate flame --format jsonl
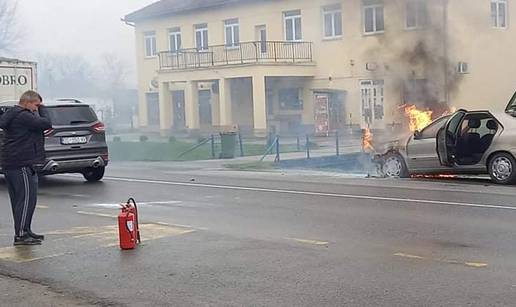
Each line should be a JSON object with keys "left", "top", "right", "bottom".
{"left": 441, "top": 106, "right": 457, "bottom": 116}
{"left": 412, "top": 174, "right": 457, "bottom": 179}
{"left": 402, "top": 105, "right": 433, "bottom": 132}
{"left": 362, "top": 127, "right": 375, "bottom": 152}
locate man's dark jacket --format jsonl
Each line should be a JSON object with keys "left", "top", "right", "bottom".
{"left": 0, "top": 106, "right": 52, "bottom": 170}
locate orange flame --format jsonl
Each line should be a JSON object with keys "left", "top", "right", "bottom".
{"left": 403, "top": 105, "right": 433, "bottom": 132}
{"left": 362, "top": 127, "right": 375, "bottom": 152}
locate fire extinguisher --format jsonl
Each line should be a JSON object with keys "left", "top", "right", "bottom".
{"left": 118, "top": 198, "right": 141, "bottom": 250}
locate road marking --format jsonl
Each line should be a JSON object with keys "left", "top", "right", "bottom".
{"left": 76, "top": 211, "right": 117, "bottom": 218}
{"left": 394, "top": 252, "right": 488, "bottom": 268}
{"left": 0, "top": 224, "right": 195, "bottom": 263}
{"left": 393, "top": 252, "right": 424, "bottom": 260}
{"left": 155, "top": 221, "right": 209, "bottom": 231}
{"left": 464, "top": 262, "right": 488, "bottom": 268}
{"left": 76, "top": 211, "right": 208, "bottom": 231}
{"left": 36, "top": 205, "right": 49, "bottom": 209}
{"left": 91, "top": 175, "right": 516, "bottom": 212}
{"left": 287, "top": 238, "right": 329, "bottom": 246}
{"left": 85, "top": 201, "right": 183, "bottom": 209}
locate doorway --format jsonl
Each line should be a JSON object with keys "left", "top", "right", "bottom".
{"left": 255, "top": 25, "right": 267, "bottom": 55}
{"left": 172, "top": 90, "right": 185, "bottom": 129}
{"left": 199, "top": 89, "right": 212, "bottom": 127}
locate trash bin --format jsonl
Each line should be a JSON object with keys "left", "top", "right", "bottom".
{"left": 220, "top": 132, "right": 237, "bottom": 159}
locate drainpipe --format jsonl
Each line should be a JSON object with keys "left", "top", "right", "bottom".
{"left": 442, "top": 0, "right": 449, "bottom": 105}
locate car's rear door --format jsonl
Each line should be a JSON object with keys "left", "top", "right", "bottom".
{"left": 437, "top": 110, "right": 467, "bottom": 166}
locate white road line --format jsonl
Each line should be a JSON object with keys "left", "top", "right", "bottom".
{"left": 94, "top": 175, "right": 516, "bottom": 212}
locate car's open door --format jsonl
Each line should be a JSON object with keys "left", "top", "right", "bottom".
{"left": 436, "top": 110, "right": 466, "bottom": 166}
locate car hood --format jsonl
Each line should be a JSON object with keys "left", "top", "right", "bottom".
{"left": 374, "top": 132, "right": 412, "bottom": 154}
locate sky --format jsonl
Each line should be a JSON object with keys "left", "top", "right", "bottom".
{"left": 13, "top": 0, "right": 157, "bottom": 85}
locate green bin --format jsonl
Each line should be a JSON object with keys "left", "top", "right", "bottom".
{"left": 220, "top": 132, "right": 237, "bottom": 159}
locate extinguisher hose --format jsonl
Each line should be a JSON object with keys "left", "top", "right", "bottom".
{"left": 127, "top": 198, "right": 141, "bottom": 243}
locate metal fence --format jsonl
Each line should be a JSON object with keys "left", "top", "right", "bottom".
{"left": 159, "top": 41, "right": 313, "bottom": 70}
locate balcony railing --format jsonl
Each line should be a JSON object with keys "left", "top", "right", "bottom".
{"left": 159, "top": 41, "right": 313, "bottom": 70}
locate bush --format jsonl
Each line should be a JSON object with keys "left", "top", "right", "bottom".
{"left": 139, "top": 135, "right": 149, "bottom": 142}
{"left": 168, "top": 136, "right": 177, "bottom": 143}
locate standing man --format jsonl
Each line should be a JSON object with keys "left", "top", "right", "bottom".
{"left": 0, "top": 91, "right": 52, "bottom": 246}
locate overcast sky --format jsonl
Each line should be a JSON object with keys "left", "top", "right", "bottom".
{"left": 14, "top": 0, "right": 157, "bottom": 85}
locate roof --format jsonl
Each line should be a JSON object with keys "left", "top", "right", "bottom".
{"left": 0, "top": 56, "right": 37, "bottom": 65}
{"left": 124, "top": 0, "right": 262, "bottom": 22}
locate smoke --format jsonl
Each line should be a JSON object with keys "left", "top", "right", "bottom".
{"left": 366, "top": 0, "right": 462, "bottom": 119}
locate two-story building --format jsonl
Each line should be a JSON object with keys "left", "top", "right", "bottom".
{"left": 124, "top": 0, "right": 516, "bottom": 136}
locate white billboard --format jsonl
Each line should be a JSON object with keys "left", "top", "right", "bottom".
{"left": 0, "top": 60, "right": 37, "bottom": 103}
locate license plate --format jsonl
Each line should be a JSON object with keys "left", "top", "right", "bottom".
{"left": 61, "top": 136, "right": 87, "bottom": 145}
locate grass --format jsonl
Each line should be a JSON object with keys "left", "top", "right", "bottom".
{"left": 224, "top": 161, "right": 276, "bottom": 171}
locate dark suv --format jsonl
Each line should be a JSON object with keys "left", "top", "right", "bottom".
{"left": 0, "top": 99, "right": 109, "bottom": 181}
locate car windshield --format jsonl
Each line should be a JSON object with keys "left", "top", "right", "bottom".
{"left": 46, "top": 106, "right": 97, "bottom": 126}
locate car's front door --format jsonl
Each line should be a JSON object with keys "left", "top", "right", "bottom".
{"left": 437, "top": 110, "right": 466, "bottom": 166}
{"left": 406, "top": 116, "right": 450, "bottom": 171}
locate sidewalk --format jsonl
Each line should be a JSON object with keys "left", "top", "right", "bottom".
{"left": 0, "top": 274, "right": 96, "bottom": 307}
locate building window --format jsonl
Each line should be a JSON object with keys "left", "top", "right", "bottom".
{"left": 491, "top": 0, "right": 507, "bottom": 28}
{"left": 363, "top": 0, "right": 384, "bottom": 34}
{"left": 279, "top": 88, "right": 303, "bottom": 110}
{"left": 195, "top": 23, "right": 209, "bottom": 50}
{"left": 360, "top": 80, "right": 384, "bottom": 125}
{"left": 323, "top": 4, "right": 343, "bottom": 38}
{"left": 406, "top": 0, "right": 428, "bottom": 29}
{"left": 168, "top": 27, "right": 182, "bottom": 52}
{"left": 284, "top": 10, "right": 302, "bottom": 41}
{"left": 144, "top": 31, "right": 157, "bottom": 57}
{"left": 224, "top": 18, "right": 240, "bottom": 48}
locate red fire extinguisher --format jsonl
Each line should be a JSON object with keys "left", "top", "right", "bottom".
{"left": 118, "top": 198, "right": 141, "bottom": 250}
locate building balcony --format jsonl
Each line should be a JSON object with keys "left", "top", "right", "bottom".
{"left": 159, "top": 41, "right": 313, "bottom": 71}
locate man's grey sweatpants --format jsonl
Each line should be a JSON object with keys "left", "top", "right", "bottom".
{"left": 4, "top": 167, "right": 38, "bottom": 237}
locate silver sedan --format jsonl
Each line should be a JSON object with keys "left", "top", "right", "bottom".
{"left": 378, "top": 94, "right": 516, "bottom": 184}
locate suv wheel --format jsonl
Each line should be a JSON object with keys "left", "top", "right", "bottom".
{"left": 382, "top": 152, "right": 409, "bottom": 178}
{"left": 488, "top": 153, "right": 516, "bottom": 185}
{"left": 82, "top": 166, "right": 105, "bottom": 182}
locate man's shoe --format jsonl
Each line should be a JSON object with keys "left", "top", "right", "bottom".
{"left": 14, "top": 235, "right": 42, "bottom": 246}
{"left": 27, "top": 230, "right": 45, "bottom": 241}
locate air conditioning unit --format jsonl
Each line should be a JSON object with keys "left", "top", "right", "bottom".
{"left": 457, "top": 62, "right": 469, "bottom": 74}
{"left": 366, "top": 62, "right": 378, "bottom": 71}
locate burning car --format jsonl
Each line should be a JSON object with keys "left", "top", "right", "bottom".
{"left": 376, "top": 93, "right": 516, "bottom": 184}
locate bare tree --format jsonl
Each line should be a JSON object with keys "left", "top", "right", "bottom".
{"left": 0, "top": 0, "right": 18, "bottom": 53}
{"left": 36, "top": 53, "right": 98, "bottom": 97}
{"left": 100, "top": 53, "right": 129, "bottom": 91}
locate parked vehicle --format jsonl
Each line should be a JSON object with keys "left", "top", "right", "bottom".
{"left": 377, "top": 92, "right": 516, "bottom": 184}
{"left": 0, "top": 99, "right": 109, "bottom": 182}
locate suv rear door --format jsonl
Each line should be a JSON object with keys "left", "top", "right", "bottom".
{"left": 44, "top": 105, "right": 106, "bottom": 159}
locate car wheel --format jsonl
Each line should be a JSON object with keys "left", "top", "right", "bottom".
{"left": 82, "top": 166, "right": 105, "bottom": 182}
{"left": 488, "top": 153, "right": 516, "bottom": 185}
{"left": 383, "top": 153, "right": 409, "bottom": 178}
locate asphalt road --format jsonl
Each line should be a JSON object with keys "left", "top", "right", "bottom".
{"left": 1, "top": 161, "right": 516, "bottom": 306}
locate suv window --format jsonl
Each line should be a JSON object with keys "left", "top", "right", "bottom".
{"left": 46, "top": 106, "right": 97, "bottom": 126}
